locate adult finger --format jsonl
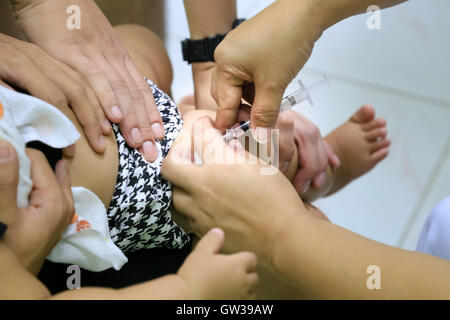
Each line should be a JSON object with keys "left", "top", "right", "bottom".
{"left": 277, "top": 115, "right": 295, "bottom": 173}
{"left": 74, "top": 55, "right": 123, "bottom": 124}
{"left": 25, "top": 149, "right": 55, "bottom": 190}
{"left": 0, "top": 55, "right": 67, "bottom": 109}
{"left": 84, "top": 84, "right": 112, "bottom": 135}
{"left": 0, "top": 140, "right": 19, "bottom": 225}
{"left": 125, "top": 55, "right": 164, "bottom": 139}
{"left": 250, "top": 80, "right": 284, "bottom": 130}
{"left": 54, "top": 159, "right": 74, "bottom": 221}
{"left": 161, "top": 156, "right": 199, "bottom": 192}
{"left": 172, "top": 186, "right": 196, "bottom": 217}
{"left": 293, "top": 154, "right": 315, "bottom": 194}
{"left": 25, "top": 149, "right": 63, "bottom": 209}
{"left": 211, "top": 67, "right": 244, "bottom": 132}
{"left": 194, "top": 228, "right": 225, "bottom": 254}
{"left": 193, "top": 117, "right": 234, "bottom": 165}
{"left": 324, "top": 140, "right": 340, "bottom": 168}
{"left": 112, "top": 58, "right": 155, "bottom": 147}
{"left": 45, "top": 62, "right": 107, "bottom": 154}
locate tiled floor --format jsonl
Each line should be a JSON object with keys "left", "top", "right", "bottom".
{"left": 163, "top": 0, "right": 450, "bottom": 250}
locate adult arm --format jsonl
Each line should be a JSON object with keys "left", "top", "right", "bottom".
{"left": 0, "top": 32, "right": 108, "bottom": 154}
{"left": 183, "top": 0, "right": 237, "bottom": 110}
{"left": 212, "top": 0, "right": 408, "bottom": 132}
{"left": 162, "top": 118, "right": 450, "bottom": 299}
{"left": 9, "top": 0, "right": 165, "bottom": 161}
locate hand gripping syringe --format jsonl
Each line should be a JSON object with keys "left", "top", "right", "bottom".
{"left": 223, "top": 74, "right": 331, "bottom": 142}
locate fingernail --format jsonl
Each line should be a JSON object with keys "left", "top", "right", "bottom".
{"left": 111, "top": 105, "right": 122, "bottom": 119}
{"left": 151, "top": 122, "right": 165, "bottom": 140}
{"left": 332, "top": 154, "right": 341, "bottom": 168}
{"left": 0, "top": 140, "right": 12, "bottom": 162}
{"left": 251, "top": 127, "right": 268, "bottom": 144}
{"left": 142, "top": 140, "right": 158, "bottom": 161}
{"left": 315, "top": 172, "right": 326, "bottom": 187}
{"left": 302, "top": 179, "right": 311, "bottom": 193}
{"left": 103, "top": 119, "right": 112, "bottom": 131}
{"left": 209, "top": 228, "right": 223, "bottom": 235}
{"left": 281, "top": 161, "right": 290, "bottom": 173}
{"left": 131, "top": 128, "right": 144, "bottom": 145}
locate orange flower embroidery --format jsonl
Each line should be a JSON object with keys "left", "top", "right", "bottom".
{"left": 0, "top": 100, "right": 4, "bottom": 120}
{"left": 70, "top": 213, "right": 79, "bottom": 224}
{"left": 76, "top": 220, "right": 91, "bottom": 232}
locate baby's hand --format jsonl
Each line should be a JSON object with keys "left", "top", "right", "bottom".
{"left": 178, "top": 228, "right": 259, "bottom": 300}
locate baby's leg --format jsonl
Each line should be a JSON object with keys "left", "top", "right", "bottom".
{"left": 114, "top": 24, "right": 173, "bottom": 94}
{"left": 283, "top": 105, "right": 390, "bottom": 203}
{"left": 323, "top": 105, "right": 390, "bottom": 196}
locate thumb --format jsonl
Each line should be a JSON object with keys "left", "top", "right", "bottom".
{"left": 251, "top": 81, "right": 284, "bottom": 130}
{"left": 0, "top": 140, "right": 19, "bottom": 225}
{"left": 212, "top": 67, "right": 244, "bottom": 132}
{"left": 194, "top": 228, "right": 225, "bottom": 254}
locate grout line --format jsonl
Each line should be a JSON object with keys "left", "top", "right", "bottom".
{"left": 397, "top": 134, "right": 450, "bottom": 248}
{"left": 303, "top": 68, "right": 450, "bottom": 110}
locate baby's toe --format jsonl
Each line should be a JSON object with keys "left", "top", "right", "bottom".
{"left": 350, "top": 105, "right": 376, "bottom": 124}
{"left": 370, "top": 147, "right": 389, "bottom": 164}
{"left": 365, "top": 127, "right": 388, "bottom": 141}
{"left": 362, "top": 117, "right": 386, "bottom": 132}
{"left": 370, "top": 138, "right": 391, "bottom": 153}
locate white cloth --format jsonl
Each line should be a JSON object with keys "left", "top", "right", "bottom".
{"left": 416, "top": 196, "right": 450, "bottom": 261}
{"left": 0, "top": 86, "right": 127, "bottom": 271}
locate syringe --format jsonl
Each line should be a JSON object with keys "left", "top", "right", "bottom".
{"left": 223, "top": 74, "right": 331, "bottom": 142}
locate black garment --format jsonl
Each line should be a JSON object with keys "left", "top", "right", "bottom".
{"left": 38, "top": 238, "right": 192, "bottom": 294}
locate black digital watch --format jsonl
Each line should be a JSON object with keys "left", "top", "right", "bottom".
{"left": 181, "top": 18, "right": 246, "bottom": 64}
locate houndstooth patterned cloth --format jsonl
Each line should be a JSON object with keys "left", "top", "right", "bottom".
{"left": 107, "top": 79, "right": 190, "bottom": 253}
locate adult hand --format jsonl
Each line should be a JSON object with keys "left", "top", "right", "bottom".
{"left": 11, "top": 0, "right": 165, "bottom": 161}
{"left": 277, "top": 110, "right": 340, "bottom": 193}
{"left": 0, "top": 33, "right": 108, "bottom": 155}
{"left": 162, "top": 117, "right": 305, "bottom": 264}
{"left": 0, "top": 141, "right": 74, "bottom": 275}
{"left": 211, "top": 0, "right": 325, "bottom": 134}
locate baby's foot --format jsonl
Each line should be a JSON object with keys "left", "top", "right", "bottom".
{"left": 325, "top": 105, "right": 391, "bottom": 195}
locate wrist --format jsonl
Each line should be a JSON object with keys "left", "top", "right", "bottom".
{"left": 184, "top": 0, "right": 237, "bottom": 40}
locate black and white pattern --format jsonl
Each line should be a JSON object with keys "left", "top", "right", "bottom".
{"left": 107, "top": 79, "right": 190, "bottom": 253}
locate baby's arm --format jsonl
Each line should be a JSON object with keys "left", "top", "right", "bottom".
{"left": 52, "top": 229, "right": 258, "bottom": 300}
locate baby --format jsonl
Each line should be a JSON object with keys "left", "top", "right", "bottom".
{"left": 39, "top": 24, "right": 390, "bottom": 298}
